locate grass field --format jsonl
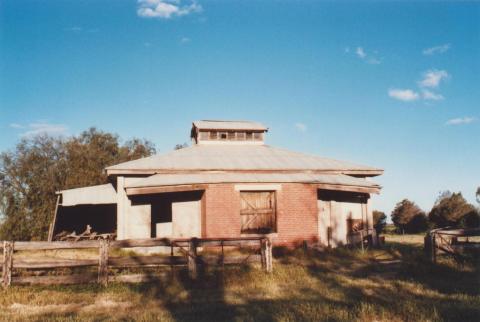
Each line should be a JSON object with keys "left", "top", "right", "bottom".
{"left": 1, "top": 235, "right": 479, "bottom": 322}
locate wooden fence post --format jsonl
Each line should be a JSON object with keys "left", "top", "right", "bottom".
{"left": 2, "top": 241, "right": 13, "bottom": 288}
{"left": 261, "top": 237, "right": 273, "bottom": 273}
{"left": 188, "top": 238, "right": 198, "bottom": 280}
{"left": 260, "top": 238, "right": 267, "bottom": 270}
{"left": 431, "top": 234, "right": 437, "bottom": 264}
{"left": 98, "top": 239, "right": 109, "bottom": 286}
{"left": 266, "top": 237, "right": 273, "bottom": 273}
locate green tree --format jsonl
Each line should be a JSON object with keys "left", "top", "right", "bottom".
{"left": 0, "top": 128, "right": 155, "bottom": 241}
{"left": 372, "top": 210, "right": 387, "bottom": 234}
{"left": 391, "top": 199, "right": 428, "bottom": 233}
{"left": 476, "top": 187, "right": 480, "bottom": 204}
{"left": 428, "top": 192, "right": 479, "bottom": 228}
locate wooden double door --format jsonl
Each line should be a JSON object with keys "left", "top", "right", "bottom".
{"left": 240, "top": 191, "right": 276, "bottom": 234}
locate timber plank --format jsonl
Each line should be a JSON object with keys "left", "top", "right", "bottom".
{"left": 13, "top": 258, "right": 97, "bottom": 269}
{"left": 108, "top": 256, "right": 187, "bottom": 267}
{"left": 199, "top": 254, "right": 261, "bottom": 265}
{"left": 14, "top": 240, "right": 100, "bottom": 251}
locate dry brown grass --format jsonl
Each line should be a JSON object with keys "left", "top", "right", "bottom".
{"left": 1, "top": 236, "right": 479, "bottom": 321}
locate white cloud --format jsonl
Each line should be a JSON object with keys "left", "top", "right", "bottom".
{"left": 446, "top": 117, "right": 477, "bottom": 125}
{"left": 179, "top": 37, "right": 191, "bottom": 44}
{"left": 10, "top": 122, "right": 68, "bottom": 137}
{"left": 355, "top": 47, "right": 366, "bottom": 59}
{"left": 422, "top": 90, "right": 444, "bottom": 101}
{"left": 64, "top": 26, "right": 99, "bottom": 34}
{"left": 367, "top": 57, "right": 381, "bottom": 65}
{"left": 389, "top": 70, "right": 450, "bottom": 103}
{"left": 137, "top": 0, "right": 202, "bottom": 19}
{"left": 348, "top": 46, "right": 381, "bottom": 64}
{"left": 419, "top": 69, "right": 449, "bottom": 88}
{"left": 294, "top": 123, "right": 307, "bottom": 133}
{"left": 65, "top": 26, "right": 83, "bottom": 32}
{"left": 423, "top": 44, "right": 450, "bottom": 56}
{"left": 9, "top": 123, "right": 24, "bottom": 129}
{"left": 388, "top": 89, "right": 420, "bottom": 102}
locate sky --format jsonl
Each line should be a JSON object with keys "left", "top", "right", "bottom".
{"left": 0, "top": 0, "right": 479, "bottom": 215}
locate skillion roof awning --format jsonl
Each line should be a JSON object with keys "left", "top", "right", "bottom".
{"left": 124, "top": 173, "right": 381, "bottom": 195}
{"left": 57, "top": 184, "right": 117, "bottom": 206}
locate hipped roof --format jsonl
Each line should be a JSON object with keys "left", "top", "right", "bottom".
{"left": 106, "top": 145, "right": 383, "bottom": 176}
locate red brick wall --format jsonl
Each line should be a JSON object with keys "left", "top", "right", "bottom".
{"left": 204, "top": 183, "right": 319, "bottom": 246}
{"left": 275, "top": 183, "right": 319, "bottom": 245}
{"left": 204, "top": 184, "right": 241, "bottom": 238}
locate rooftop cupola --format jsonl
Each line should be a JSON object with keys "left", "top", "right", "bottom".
{"left": 191, "top": 120, "right": 268, "bottom": 145}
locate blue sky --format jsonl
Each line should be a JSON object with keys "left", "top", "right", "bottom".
{"left": 0, "top": 0, "right": 479, "bottom": 214}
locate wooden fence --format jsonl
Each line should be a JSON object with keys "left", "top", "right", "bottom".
{"left": 425, "top": 228, "right": 480, "bottom": 263}
{"left": 1, "top": 236, "right": 273, "bottom": 288}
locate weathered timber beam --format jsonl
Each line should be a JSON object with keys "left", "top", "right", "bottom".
{"left": 199, "top": 254, "right": 261, "bottom": 265}
{"left": 110, "top": 238, "right": 176, "bottom": 248}
{"left": 317, "top": 184, "right": 380, "bottom": 194}
{"left": 108, "top": 256, "right": 187, "bottom": 267}
{"left": 14, "top": 240, "right": 100, "bottom": 251}
{"left": 126, "top": 184, "right": 206, "bottom": 196}
{"left": 110, "top": 237, "right": 264, "bottom": 248}
{"left": 13, "top": 258, "right": 98, "bottom": 269}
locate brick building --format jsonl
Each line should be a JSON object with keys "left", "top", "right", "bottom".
{"left": 51, "top": 120, "right": 383, "bottom": 247}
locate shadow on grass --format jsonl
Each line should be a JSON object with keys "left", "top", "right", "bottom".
{"left": 21, "top": 241, "right": 479, "bottom": 321}
{"left": 118, "top": 241, "right": 479, "bottom": 321}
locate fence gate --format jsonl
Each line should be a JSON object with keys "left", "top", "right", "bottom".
{"left": 240, "top": 191, "right": 276, "bottom": 234}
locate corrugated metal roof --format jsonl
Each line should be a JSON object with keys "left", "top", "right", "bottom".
{"left": 125, "top": 173, "right": 380, "bottom": 189}
{"left": 58, "top": 184, "right": 117, "bottom": 206}
{"left": 193, "top": 120, "right": 268, "bottom": 131}
{"left": 106, "top": 144, "right": 383, "bottom": 174}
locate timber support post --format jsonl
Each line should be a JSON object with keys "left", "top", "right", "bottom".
{"left": 260, "top": 238, "right": 266, "bottom": 270}
{"left": 188, "top": 238, "right": 198, "bottom": 280}
{"left": 98, "top": 239, "right": 109, "bottom": 286}
{"left": 2, "top": 241, "right": 13, "bottom": 288}
{"left": 48, "top": 194, "right": 60, "bottom": 242}
{"left": 261, "top": 237, "right": 273, "bottom": 273}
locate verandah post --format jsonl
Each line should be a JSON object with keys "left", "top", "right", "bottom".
{"left": 2, "top": 241, "right": 13, "bottom": 288}
{"left": 98, "top": 239, "right": 109, "bottom": 286}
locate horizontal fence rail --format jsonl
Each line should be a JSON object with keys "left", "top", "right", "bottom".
{"left": 425, "top": 228, "right": 480, "bottom": 263}
{"left": 1, "top": 237, "right": 273, "bottom": 288}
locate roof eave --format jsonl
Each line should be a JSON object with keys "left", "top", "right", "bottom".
{"left": 106, "top": 168, "right": 384, "bottom": 177}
